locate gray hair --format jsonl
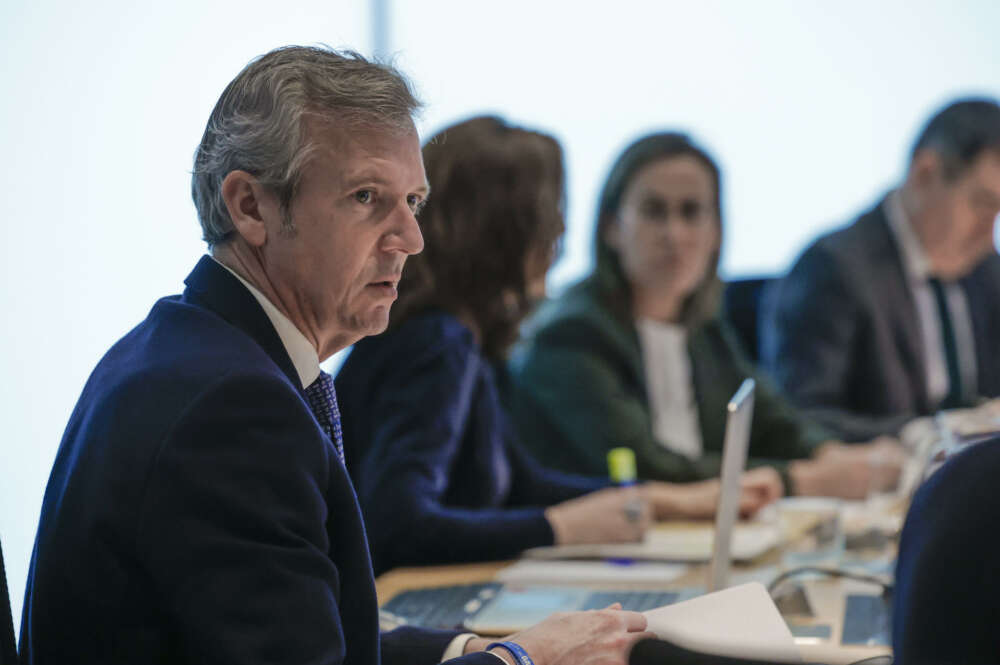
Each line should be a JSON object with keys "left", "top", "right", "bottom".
{"left": 192, "top": 45, "right": 422, "bottom": 246}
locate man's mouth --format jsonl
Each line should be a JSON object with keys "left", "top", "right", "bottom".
{"left": 367, "top": 278, "right": 400, "bottom": 298}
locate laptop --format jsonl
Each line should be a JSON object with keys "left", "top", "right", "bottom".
{"left": 521, "top": 379, "right": 772, "bottom": 565}
{"left": 707, "top": 378, "right": 756, "bottom": 591}
{"left": 381, "top": 380, "right": 764, "bottom": 634}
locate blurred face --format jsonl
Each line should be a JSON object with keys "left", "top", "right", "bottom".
{"left": 259, "top": 120, "right": 427, "bottom": 356}
{"left": 605, "top": 156, "right": 720, "bottom": 303}
{"left": 912, "top": 149, "right": 1000, "bottom": 279}
{"left": 499, "top": 245, "right": 555, "bottom": 324}
{"left": 523, "top": 247, "right": 552, "bottom": 307}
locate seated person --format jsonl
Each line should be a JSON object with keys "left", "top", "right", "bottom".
{"left": 507, "top": 132, "right": 899, "bottom": 499}
{"left": 20, "top": 47, "right": 653, "bottom": 665}
{"left": 335, "top": 117, "right": 781, "bottom": 575}
{"left": 893, "top": 435, "right": 1000, "bottom": 664}
{"left": 761, "top": 98, "right": 1000, "bottom": 442}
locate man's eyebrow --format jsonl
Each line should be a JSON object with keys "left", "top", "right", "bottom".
{"left": 342, "top": 169, "right": 389, "bottom": 188}
{"left": 341, "top": 171, "right": 431, "bottom": 197}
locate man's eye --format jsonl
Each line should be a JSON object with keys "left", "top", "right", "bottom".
{"left": 355, "top": 190, "right": 373, "bottom": 204}
{"left": 408, "top": 195, "right": 426, "bottom": 214}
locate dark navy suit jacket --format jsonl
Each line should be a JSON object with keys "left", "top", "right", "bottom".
{"left": 19, "top": 256, "right": 496, "bottom": 665}
{"left": 335, "top": 311, "right": 606, "bottom": 575}
{"left": 762, "top": 196, "right": 1000, "bottom": 441}
{"left": 893, "top": 436, "right": 1000, "bottom": 664}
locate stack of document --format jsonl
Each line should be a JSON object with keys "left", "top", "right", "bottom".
{"left": 496, "top": 559, "right": 689, "bottom": 586}
{"left": 523, "top": 522, "right": 779, "bottom": 562}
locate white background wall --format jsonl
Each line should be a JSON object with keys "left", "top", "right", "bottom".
{"left": 2, "top": 0, "right": 998, "bottom": 635}
{"left": 392, "top": 0, "right": 1000, "bottom": 285}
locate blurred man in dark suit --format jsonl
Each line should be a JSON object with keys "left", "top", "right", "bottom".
{"left": 763, "top": 99, "right": 1000, "bottom": 441}
{"left": 893, "top": 436, "right": 1000, "bottom": 663}
{"left": 18, "top": 46, "right": 650, "bottom": 665}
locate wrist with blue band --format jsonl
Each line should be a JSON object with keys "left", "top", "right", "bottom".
{"left": 485, "top": 641, "right": 535, "bottom": 665}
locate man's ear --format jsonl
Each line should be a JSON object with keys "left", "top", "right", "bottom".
{"left": 221, "top": 170, "right": 271, "bottom": 248}
{"left": 909, "top": 149, "right": 945, "bottom": 191}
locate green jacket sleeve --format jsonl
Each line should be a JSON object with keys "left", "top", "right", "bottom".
{"left": 715, "top": 320, "right": 833, "bottom": 459}
{"left": 684, "top": 320, "right": 832, "bottom": 492}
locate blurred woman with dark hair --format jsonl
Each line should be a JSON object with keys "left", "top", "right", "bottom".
{"left": 507, "top": 132, "right": 902, "bottom": 499}
{"left": 335, "top": 118, "right": 781, "bottom": 574}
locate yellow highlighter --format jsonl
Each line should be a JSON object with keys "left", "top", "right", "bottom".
{"left": 607, "top": 447, "right": 637, "bottom": 486}
{"left": 607, "top": 447, "right": 642, "bottom": 565}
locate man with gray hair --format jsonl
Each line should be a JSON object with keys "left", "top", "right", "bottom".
{"left": 762, "top": 98, "right": 1000, "bottom": 441}
{"left": 19, "top": 46, "right": 651, "bottom": 665}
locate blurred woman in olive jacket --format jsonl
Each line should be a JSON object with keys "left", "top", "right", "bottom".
{"left": 508, "top": 132, "right": 901, "bottom": 498}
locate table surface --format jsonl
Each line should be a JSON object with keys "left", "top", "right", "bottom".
{"left": 375, "top": 511, "right": 897, "bottom": 665}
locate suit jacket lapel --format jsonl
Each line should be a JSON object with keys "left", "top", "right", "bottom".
{"left": 181, "top": 255, "right": 302, "bottom": 391}
{"left": 607, "top": 312, "right": 648, "bottom": 403}
{"left": 572, "top": 282, "right": 649, "bottom": 402}
{"left": 961, "top": 255, "right": 1000, "bottom": 396}
{"left": 865, "top": 204, "right": 931, "bottom": 412}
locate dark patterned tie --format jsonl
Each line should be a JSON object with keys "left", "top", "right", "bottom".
{"left": 304, "top": 370, "right": 345, "bottom": 465}
{"left": 928, "top": 277, "right": 963, "bottom": 409}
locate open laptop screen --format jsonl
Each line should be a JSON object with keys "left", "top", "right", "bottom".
{"left": 707, "top": 378, "right": 756, "bottom": 592}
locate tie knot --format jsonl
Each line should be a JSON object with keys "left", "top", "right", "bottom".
{"left": 304, "top": 370, "right": 345, "bottom": 464}
{"left": 306, "top": 370, "right": 336, "bottom": 406}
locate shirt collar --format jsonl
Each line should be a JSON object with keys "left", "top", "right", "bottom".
{"left": 636, "top": 317, "right": 686, "bottom": 339}
{"left": 211, "top": 257, "right": 320, "bottom": 389}
{"left": 884, "top": 189, "right": 932, "bottom": 281}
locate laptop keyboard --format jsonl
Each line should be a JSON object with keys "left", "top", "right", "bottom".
{"left": 841, "top": 594, "right": 891, "bottom": 646}
{"left": 581, "top": 590, "right": 678, "bottom": 612}
{"left": 382, "top": 583, "right": 502, "bottom": 629}
{"left": 381, "top": 584, "right": 678, "bottom": 630}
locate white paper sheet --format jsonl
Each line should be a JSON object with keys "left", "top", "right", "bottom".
{"left": 643, "top": 582, "right": 802, "bottom": 662}
{"left": 496, "top": 559, "right": 689, "bottom": 585}
{"left": 524, "top": 522, "right": 779, "bottom": 562}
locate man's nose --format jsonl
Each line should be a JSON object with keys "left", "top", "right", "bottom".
{"left": 384, "top": 203, "right": 424, "bottom": 255}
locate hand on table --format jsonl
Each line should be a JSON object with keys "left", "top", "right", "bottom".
{"left": 645, "top": 466, "right": 783, "bottom": 520}
{"left": 739, "top": 466, "right": 784, "bottom": 512}
{"left": 791, "top": 438, "right": 905, "bottom": 499}
{"left": 465, "top": 603, "right": 655, "bottom": 665}
{"left": 544, "top": 486, "right": 651, "bottom": 546}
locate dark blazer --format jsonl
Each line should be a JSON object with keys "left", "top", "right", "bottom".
{"left": 506, "top": 277, "right": 827, "bottom": 492}
{"left": 335, "top": 310, "right": 605, "bottom": 575}
{"left": 893, "top": 436, "right": 1000, "bottom": 664}
{"left": 762, "top": 196, "right": 1000, "bottom": 441}
{"left": 19, "top": 256, "right": 494, "bottom": 665}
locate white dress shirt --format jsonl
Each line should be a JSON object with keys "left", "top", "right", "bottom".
{"left": 212, "top": 257, "right": 490, "bottom": 663}
{"left": 884, "top": 192, "right": 977, "bottom": 405}
{"left": 213, "top": 258, "right": 319, "bottom": 389}
{"left": 636, "top": 317, "right": 703, "bottom": 459}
